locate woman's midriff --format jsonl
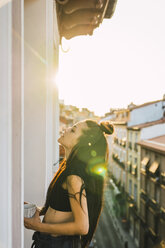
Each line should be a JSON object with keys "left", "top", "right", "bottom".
{"left": 42, "top": 206, "right": 74, "bottom": 237}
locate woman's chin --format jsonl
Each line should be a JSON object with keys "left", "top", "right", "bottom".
{"left": 58, "top": 137, "right": 64, "bottom": 145}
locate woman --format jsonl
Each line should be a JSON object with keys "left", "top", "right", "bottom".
{"left": 24, "top": 119, "right": 114, "bottom": 248}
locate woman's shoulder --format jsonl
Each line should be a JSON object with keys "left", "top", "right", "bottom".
{"left": 65, "top": 163, "right": 85, "bottom": 181}
{"left": 66, "top": 174, "right": 84, "bottom": 186}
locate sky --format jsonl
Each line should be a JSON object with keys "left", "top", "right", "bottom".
{"left": 58, "top": 0, "right": 165, "bottom": 116}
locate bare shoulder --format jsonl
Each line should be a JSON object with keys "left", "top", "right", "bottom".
{"left": 66, "top": 175, "right": 85, "bottom": 194}
{"left": 66, "top": 175, "right": 84, "bottom": 186}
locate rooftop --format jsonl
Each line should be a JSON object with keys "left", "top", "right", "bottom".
{"left": 127, "top": 118, "right": 165, "bottom": 130}
{"left": 138, "top": 135, "right": 165, "bottom": 153}
{"left": 129, "top": 99, "right": 162, "bottom": 111}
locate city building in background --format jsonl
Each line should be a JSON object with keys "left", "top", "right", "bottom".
{"left": 138, "top": 135, "right": 165, "bottom": 248}
{"left": 102, "top": 96, "right": 165, "bottom": 248}
{"left": 126, "top": 118, "right": 165, "bottom": 247}
{"left": 109, "top": 109, "right": 129, "bottom": 219}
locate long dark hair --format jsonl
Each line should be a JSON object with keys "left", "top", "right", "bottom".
{"left": 40, "top": 120, "right": 114, "bottom": 248}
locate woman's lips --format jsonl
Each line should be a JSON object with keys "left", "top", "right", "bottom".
{"left": 61, "top": 131, "right": 65, "bottom": 137}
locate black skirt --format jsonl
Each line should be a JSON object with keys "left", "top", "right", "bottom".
{"left": 31, "top": 231, "right": 81, "bottom": 248}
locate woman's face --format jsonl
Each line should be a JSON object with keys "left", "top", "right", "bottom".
{"left": 58, "top": 121, "right": 88, "bottom": 150}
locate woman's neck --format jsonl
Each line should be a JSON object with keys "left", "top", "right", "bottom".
{"left": 65, "top": 148, "right": 71, "bottom": 160}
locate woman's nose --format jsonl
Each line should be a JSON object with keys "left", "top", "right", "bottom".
{"left": 65, "top": 127, "right": 70, "bottom": 133}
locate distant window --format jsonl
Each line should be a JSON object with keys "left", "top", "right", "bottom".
{"left": 141, "top": 173, "right": 146, "bottom": 191}
{"left": 161, "top": 186, "right": 165, "bottom": 209}
{"left": 129, "top": 179, "right": 132, "bottom": 195}
{"left": 134, "top": 221, "right": 139, "bottom": 240}
{"left": 147, "top": 180, "right": 150, "bottom": 194}
{"left": 155, "top": 186, "right": 160, "bottom": 204}
{"left": 134, "top": 184, "right": 137, "bottom": 202}
{"left": 147, "top": 209, "right": 156, "bottom": 234}
{"left": 135, "top": 133, "right": 138, "bottom": 142}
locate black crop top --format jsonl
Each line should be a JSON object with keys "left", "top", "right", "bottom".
{"left": 49, "top": 174, "right": 72, "bottom": 212}
{"left": 49, "top": 169, "right": 85, "bottom": 212}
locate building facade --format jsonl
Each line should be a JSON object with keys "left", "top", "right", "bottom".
{"left": 128, "top": 99, "right": 165, "bottom": 127}
{"left": 126, "top": 119, "right": 165, "bottom": 248}
{"left": 138, "top": 135, "right": 165, "bottom": 248}
{"left": 103, "top": 100, "right": 165, "bottom": 248}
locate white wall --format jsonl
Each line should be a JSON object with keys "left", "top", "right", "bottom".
{"left": 0, "top": 4, "right": 12, "bottom": 248}
{"left": 24, "top": 0, "right": 59, "bottom": 247}
{"left": 128, "top": 101, "right": 164, "bottom": 127}
{"left": 12, "top": 0, "right": 24, "bottom": 247}
{"left": 141, "top": 123, "right": 165, "bottom": 140}
{"left": 0, "top": 1, "right": 59, "bottom": 247}
{"left": 0, "top": 1, "right": 24, "bottom": 247}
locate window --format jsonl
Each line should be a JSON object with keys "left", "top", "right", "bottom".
{"left": 160, "top": 219, "right": 165, "bottom": 239}
{"left": 132, "top": 164, "right": 137, "bottom": 176}
{"left": 161, "top": 172, "right": 165, "bottom": 185}
{"left": 123, "top": 171, "right": 126, "bottom": 186}
{"left": 134, "top": 142, "right": 138, "bottom": 152}
{"left": 134, "top": 184, "right": 137, "bottom": 202}
{"left": 147, "top": 208, "right": 156, "bottom": 235}
{"left": 140, "top": 199, "right": 146, "bottom": 222}
{"left": 132, "top": 157, "right": 137, "bottom": 176}
{"left": 120, "top": 149, "right": 123, "bottom": 162}
{"left": 141, "top": 173, "right": 146, "bottom": 192}
{"left": 147, "top": 180, "right": 150, "bottom": 194}
{"left": 155, "top": 186, "right": 160, "bottom": 204}
{"left": 129, "top": 179, "right": 132, "bottom": 196}
{"left": 150, "top": 180, "right": 155, "bottom": 200}
{"left": 135, "top": 221, "right": 139, "bottom": 241}
{"left": 135, "top": 133, "right": 138, "bottom": 143}
{"left": 161, "top": 185, "right": 165, "bottom": 209}
{"left": 123, "top": 150, "right": 126, "bottom": 161}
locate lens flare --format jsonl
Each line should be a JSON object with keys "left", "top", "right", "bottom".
{"left": 91, "top": 150, "right": 97, "bottom": 157}
{"left": 90, "top": 164, "right": 107, "bottom": 177}
{"left": 87, "top": 157, "right": 107, "bottom": 177}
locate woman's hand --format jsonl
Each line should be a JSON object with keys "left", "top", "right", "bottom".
{"left": 24, "top": 209, "right": 41, "bottom": 231}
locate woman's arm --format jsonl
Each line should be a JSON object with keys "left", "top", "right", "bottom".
{"left": 24, "top": 175, "right": 89, "bottom": 235}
